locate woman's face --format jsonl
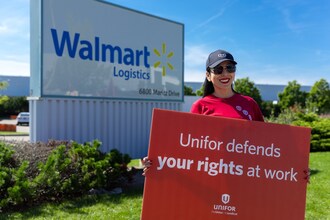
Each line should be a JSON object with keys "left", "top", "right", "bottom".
{"left": 206, "top": 61, "right": 236, "bottom": 91}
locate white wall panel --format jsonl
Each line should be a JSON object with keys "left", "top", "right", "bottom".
{"left": 29, "top": 98, "right": 182, "bottom": 158}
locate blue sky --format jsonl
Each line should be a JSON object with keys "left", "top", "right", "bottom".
{"left": 1, "top": 0, "right": 329, "bottom": 86}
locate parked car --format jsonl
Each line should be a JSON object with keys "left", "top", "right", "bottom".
{"left": 16, "top": 112, "right": 30, "bottom": 126}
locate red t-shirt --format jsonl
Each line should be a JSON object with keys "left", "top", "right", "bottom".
{"left": 190, "top": 93, "right": 264, "bottom": 122}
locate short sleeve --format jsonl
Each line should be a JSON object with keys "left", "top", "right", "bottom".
{"left": 252, "top": 100, "right": 264, "bottom": 122}
{"left": 190, "top": 100, "right": 201, "bottom": 114}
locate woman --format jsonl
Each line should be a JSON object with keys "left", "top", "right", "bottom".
{"left": 142, "top": 49, "right": 264, "bottom": 173}
{"left": 190, "top": 49, "right": 264, "bottom": 121}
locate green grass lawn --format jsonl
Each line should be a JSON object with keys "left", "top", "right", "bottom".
{"left": 128, "top": 158, "right": 142, "bottom": 168}
{"left": 0, "top": 187, "right": 143, "bottom": 220}
{"left": 0, "top": 131, "right": 28, "bottom": 136}
{"left": 1, "top": 152, "right": 329, "bottom": 220}
{"left": 305, "top": 152, "right": 330, "bottom": 220}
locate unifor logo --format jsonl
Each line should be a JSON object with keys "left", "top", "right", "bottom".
{"left": 153, "top": 43, "right": 174, "bottom": 76}
{"left": 218, "top": 53, "right": 226, "bottom": 58}
{"left": 221, "top": 194, "right": 230, "bottom": 204}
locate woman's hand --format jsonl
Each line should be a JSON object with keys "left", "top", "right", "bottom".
{"left": 141, "top": 157, "right": 152, "bottom": 176}
{"left": 304, "top": 168, "right": 311, "bottom": 183}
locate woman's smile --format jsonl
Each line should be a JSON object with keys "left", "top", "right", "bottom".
{"left": 219, "top": 77, "right": 231, "bottom": 84}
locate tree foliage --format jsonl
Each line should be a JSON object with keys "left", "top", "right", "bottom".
{"left": 0, "top": 96, "right": 28, "bottom": 116}
{"left": 184, "top": 85, "right": 196, "bottom": 96}
{"left": 278, "top": 80, "right": 308, "bottom": 110}
{"left": 234, "top": 77, "right": 263, "bottom": 106}
{"left": 196, "top": 86, "right": 203, "bottom": 96}
{"left": 306, "top": 78, "right": 330, "bottom": 114}
{"left": 0, "top": 81, "right": 10, "bottom": 106}
{"left": 0, "top": 81, "right": 9, "bottom": 90}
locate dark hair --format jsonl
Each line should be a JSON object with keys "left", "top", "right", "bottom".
{"left": 202, "top": 77, "right": 214, "bottom": 97}
{"left": 202, "top": 68, "right": 238, "bottom": 97}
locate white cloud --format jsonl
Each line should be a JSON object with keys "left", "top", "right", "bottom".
{"left": 185, "top": 46, "right": 208, "bottom": 66}
{"left": 238, "top": 63, "right": 328, "bottom": 86}
{"left": 184, "top": 45, "right": 210, "bottom": 82}
{"left": 0, "top": 60, "right": 29, "bottom": 76}
{"left": 188, "top": 0, "right": 235, "bottom": 33}
{"left": 0, "top": 23, "right": 9, "bottom": 34}
{"left": 280, "top": 9, "right": 307, "bottom": 33}
{"left": 0, "top": 1, "right": 30, "bottom": 76}
{"left": 0, "top": 3, "right": 29, "bottom": 36}
{"left": 191, "top": 9, "right": 225, "bottom": 32}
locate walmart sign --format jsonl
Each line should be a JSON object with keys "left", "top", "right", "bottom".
{"left": 51, "top": 29, "right": 151, "bottom": 80}
{"left": 39, "top": 0, "right": 184, "bottom": 101}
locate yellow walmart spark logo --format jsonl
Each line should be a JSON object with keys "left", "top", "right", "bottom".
{"left": 153, "top": 43, "right": 174, "bottom": 76}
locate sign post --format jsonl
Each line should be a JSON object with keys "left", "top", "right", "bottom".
{"left": 141, "top": 109, "right": 310, "bottom": 220}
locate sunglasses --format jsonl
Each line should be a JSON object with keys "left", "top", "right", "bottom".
{"left": 210, "top": 65, "right": 236, "bottom": 75}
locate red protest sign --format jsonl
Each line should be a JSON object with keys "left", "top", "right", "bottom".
{"left": 141, "top": 109, "right": 310, "bottom": 220}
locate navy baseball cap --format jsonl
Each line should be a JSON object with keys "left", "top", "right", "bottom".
{"left": 206, "top": 49, "right": 237, "bottom": 70}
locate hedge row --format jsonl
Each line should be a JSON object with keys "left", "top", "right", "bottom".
{"left": 268, "top": 110, "right": 330, "bottom": 152}
{"left": 0, "top": 140, "right": 135, "bottom": 212}
{"left": 0, "top": 96, "right": 28, "bottom": 117}
{"left": 293, "top": 115, "right": 330, "bottom": 152}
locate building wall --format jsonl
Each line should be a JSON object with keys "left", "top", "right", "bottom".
{"left": 185, "top": 81, "right": 311, "bottom": 101}
{"left": 183, "top": 96, "right": 199, "bottom": 112}
{"left": 0, "top": 76, "right": 311, "bottom": 101}
{"left": 0, "top": 75, "right": 30, "bottom": 96}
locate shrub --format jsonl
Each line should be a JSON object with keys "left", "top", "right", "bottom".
{"left": 267, "top": 109, "right": 330, "bottom": 152}
{"left": 0, "top": 143, "right": 33, "bottom": 210}
{"left": 0, "top": 140, "right": 134, "bottom": 212}
{"left": 293, "top": 117, "right": 330, "bottom": 152}
{"left": 0, "top": 142, "right": 16, "bottom": 199}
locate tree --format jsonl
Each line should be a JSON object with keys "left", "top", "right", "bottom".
{"left": 234, "top": 77, "right": 263, "bottom": 106}
{"left": 306, "top": 79, "right": 330, "bottom": 114}
{"left": 278, "top": 80, "right": 308, "bottom": 110}
{"left": 0, "top": 81, "right": 9, "bottom": 105}
{"left": 196, "top": 86, "right": 203, "bottom": 96}
{"left": 184, "top": 85, "right": 196, "bottom": 96}
{"left": 0, "top": 81, "right": 9, "bottom": 89}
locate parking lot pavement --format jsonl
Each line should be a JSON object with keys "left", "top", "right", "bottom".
{"left": 0, "top": 135, "right": 30, "bottom": 142}
{"left": 16, "top": 125, "right": 29, "bottom": 133}
{"left": 0, "top": 119, "right": 16, "bottom": 124}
